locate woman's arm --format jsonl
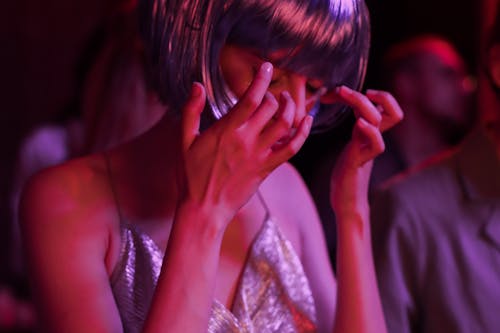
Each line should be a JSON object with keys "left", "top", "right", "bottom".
{"left": 143, "top": 63, "right": 312, "bottom": 332}
{"left": 330, "top": 87, "right": 403, "bottom": 333}
{"left": 141, "top": 64, "right": 276, "bottom": 332}
{"left": 20, "top": 163, "right": 125, "bottom": 333}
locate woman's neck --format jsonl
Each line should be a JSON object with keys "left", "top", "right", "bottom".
{"left": 111, "top": 112, "right": 182, "bottom": 222}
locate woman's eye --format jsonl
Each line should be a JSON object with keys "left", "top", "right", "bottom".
{"left": 270, "top": 77, "right": 281, "bottom": 85}
{"left": 269, "top": 70, "right": 283, "bottom": 86}
{"left": 306, "top": 82, "right": 321, "bottom": 94}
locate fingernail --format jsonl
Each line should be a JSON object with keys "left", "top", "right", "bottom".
{"left": 261, "top": 62, "right": 273, "bottom": 76}
{"left": 281, "top": 91, "right": 291, "bottom": 99}
{"left": 341, "top": 86, "right": 352, "bottom": 94}
{"left": 191, "top": 82, "right": 202, "bottom": 97}
{"left": 306, "top": 115, "right": 314, "bottom": 128}
{"left": 366, "top": 89, "right": 377, "bottom": 95}
{"left": 357, "top": 117, "right": 369, "bottom": 127}
{"left": 306, "top": 87, "right": 327, "bottom": 105}
{"left": 335, "top": 85, "right": 351, "bottom": 95}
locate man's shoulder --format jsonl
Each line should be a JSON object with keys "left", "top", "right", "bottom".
{"left": 379, "top": 147, "right": 461, "bottom": 201}
{"left": 370, "top": 146, "right": 466, "bottom": 230}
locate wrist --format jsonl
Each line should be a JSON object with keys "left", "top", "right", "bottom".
{"left": 174, "top": 199, "right": 230, "bottom": 244}
{"left": 334, "top": 200, "right": 369, "bottom": 221}
{"left": 335, "top": 206, "right": 371, "bottom": 239}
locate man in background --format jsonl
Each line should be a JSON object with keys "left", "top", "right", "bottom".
{"left": 371, "top": 35, "right": 475, "bottom": 188}
{"left": 371, "top": 1, "right": 500, "bottom": 332}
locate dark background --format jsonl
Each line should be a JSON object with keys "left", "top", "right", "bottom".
{"left": 0, "top": 0, "right": 480, "bottom": 278}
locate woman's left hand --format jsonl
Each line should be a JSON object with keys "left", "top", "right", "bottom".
{"left": 330, "top": 86, "right": 403, "bottom": 222}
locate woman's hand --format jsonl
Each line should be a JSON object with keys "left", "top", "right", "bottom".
{"left": 330, "top": 86, "right": 403, "bottom": 222}
{"left": 178, "top": 63, "right": 313, "bottom": 228}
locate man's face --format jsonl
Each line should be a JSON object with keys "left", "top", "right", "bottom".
{"left": 415, "top": 52, "right": 473, "bottom": 126}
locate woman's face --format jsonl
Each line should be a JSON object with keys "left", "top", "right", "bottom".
{"left": 219, "top": 45, "right": 327, "bottom": 128}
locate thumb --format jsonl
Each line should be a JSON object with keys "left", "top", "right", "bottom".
{"left": 351, "top": 117, "right": 385, "bottom": 166}
{"left": 181, "top": 82, "right": 206, "bottom": 152}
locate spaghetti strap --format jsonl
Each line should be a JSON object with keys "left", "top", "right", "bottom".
{"left": 103, "top": 152, "right": 126, "bottom": 224}
{"left": 256, "top": 190, "right": 271, "bottom": 221}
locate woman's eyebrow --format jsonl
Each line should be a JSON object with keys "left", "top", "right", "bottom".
{"left": 267, "top": 48, "right": 301, "bottom": 62}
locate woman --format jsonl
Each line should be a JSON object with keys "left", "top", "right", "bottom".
{"left": 20, "top": 0, "right": 403, "bottom": 332}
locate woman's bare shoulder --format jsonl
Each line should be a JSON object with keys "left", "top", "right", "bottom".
{"left": 263, "top": 163, "right": 303, "bottom": 192}
{"left": 262, "top": 162, "right": 318, "bottom": 218}
{"left": 19, "top": 153, "right": 118, "bottom": 239}
{"left": 260, "top": 163, "right": 321, "bottom": 248}
{"left": 19, "top": 154, "right": 125, "bottom": 331}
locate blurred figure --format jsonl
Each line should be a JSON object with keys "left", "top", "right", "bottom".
{"left": 4, "top": 4, "right": 164, "bottom": 331}
{"left": 371, "top": 35, "right": 475, "bottom": 187}
{"left": 371, "top": 3, "right": 500, "bottom": 333}
{"left": 304, "top": 35, "right": 475, "bottom": 264}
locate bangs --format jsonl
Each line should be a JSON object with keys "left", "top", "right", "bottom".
{"left": 220, "top": 0, "right": 370, "bottom": 131}
{"left": 226, "top": 0, "right": 368, "bottom": 87}
{"left": 140, "top": 0, "right": 370, "bottom": 132}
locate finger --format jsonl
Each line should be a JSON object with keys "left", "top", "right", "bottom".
{"left": 266, "top": 115, "right": 313, "bottom": 169}
{"left": 335, "top": 86, "right": 382, "bottom": 127}
{"left": 227, "top": 62, "right": 273, "bottom": 127}
{"left": 181, "top": 82, "right": 206, "bottom": 152}
{"left": 258, "top": 91, "right": 295, "bottom": 146}
{"left": 246, "top": 91, "right": 279, "bottom": 133}
{"left": 366, "top": 89, "right": 404, "bottom": 132}
{"left": 351, "top": 117, "right": 385, "bottom": 165}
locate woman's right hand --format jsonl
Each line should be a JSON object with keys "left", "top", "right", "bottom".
{"left": 177, "top": 62, "right": 313, "bottom": 229}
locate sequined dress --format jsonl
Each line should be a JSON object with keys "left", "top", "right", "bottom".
{"left": 109, "top": 210, "right": 318, "bottom": 333}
